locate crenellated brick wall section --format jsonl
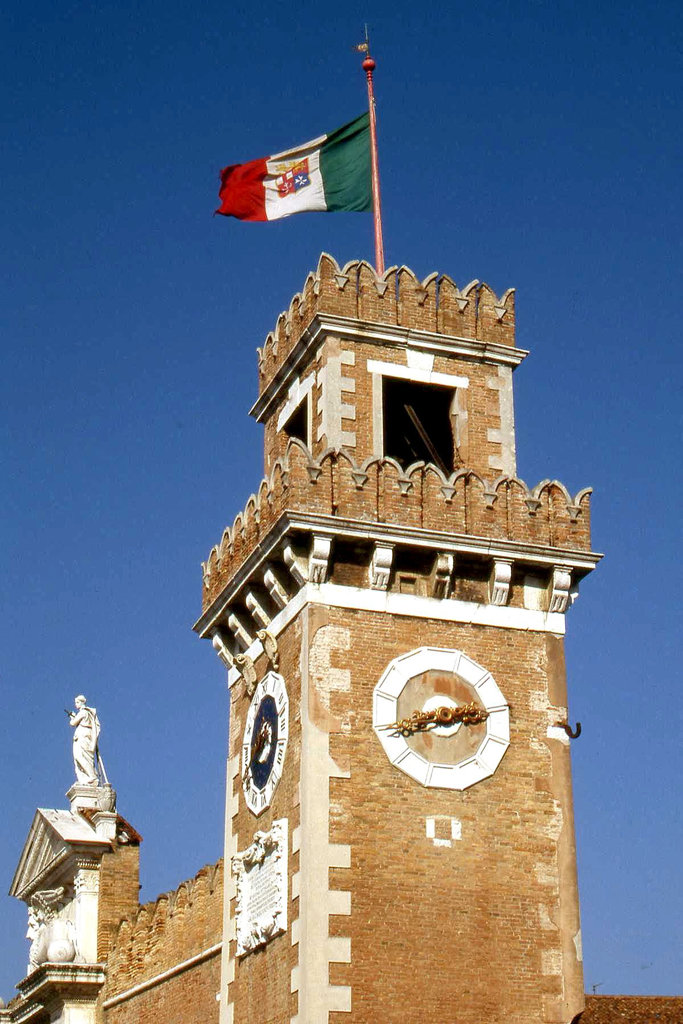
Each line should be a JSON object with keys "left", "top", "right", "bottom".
{"left": 102, "top": 860, "right": 223, "bottom": 1023}
{"left": 256, "top": 254, "right": 515, "bottom": 399}
{"left": 201, "top": 439, "right": 592, "bottom": 609}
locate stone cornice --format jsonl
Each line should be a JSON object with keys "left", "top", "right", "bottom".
{"left": 200, "top": 441, "right": 595, "bottom": 611}
{"left": 194, "top": 510, "right": 602, "bottom": 639}
{"left": 4, "top": 964, "right": 106, "bottom": 1022}
{"left": 250, "top": 313, "right": 529, "bottom": 423}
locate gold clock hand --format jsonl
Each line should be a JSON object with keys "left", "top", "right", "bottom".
{"left": 379, "top": 703, "right": 489, "bottom": 737}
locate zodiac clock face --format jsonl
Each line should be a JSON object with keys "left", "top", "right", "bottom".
{"left": 242, "top": 672, "right": 289, "bottom": 816}
{"left": 373, "top": 647, "right": 510, "bottom": 791}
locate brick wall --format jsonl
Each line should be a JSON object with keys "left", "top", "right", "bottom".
{"left": 320, "top": 608, "right": 581, "bottom": 1023}
{"left": 97, "top": 842, "right": 140, "bottom": 964}
{"left": 225, "top": 599, "right": 584, "bottom": 1023}
{"left": 102, "top": 860, "right": 223, "bottom": 1024}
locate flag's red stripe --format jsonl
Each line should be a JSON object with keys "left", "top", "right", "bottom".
{"left": 215, "top": 156, "right": 268, "bottom": 221}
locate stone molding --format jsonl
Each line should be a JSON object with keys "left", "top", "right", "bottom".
{"left": 366, "top": 357, "right": 469, "bottom": 390}
{"left": 253, "top": 311, "right": 526, "bottom": 425}
{"left": 196, "top": 503, "right": 601, "bottom": 680}
{"left": 2, "top": 963, "right": 106, "bottom": 1024}
{"left": 219, "top": 583, "right": 569, "bottom": 693}
{"left": 102, "top": 943, "right": 222, "bottom": 1009}
{"left": 197, "top": 510, "right": 600, "bottom": 643}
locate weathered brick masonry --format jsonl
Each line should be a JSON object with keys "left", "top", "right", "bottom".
{"left": 102, "top": 860, "right": 223, "bottom": 1023}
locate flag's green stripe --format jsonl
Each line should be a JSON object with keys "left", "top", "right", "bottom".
{"left": 320, "top": 113, "right": 372, "bottom": 212}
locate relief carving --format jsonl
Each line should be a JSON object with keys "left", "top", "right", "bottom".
{"left": 232, "top": 819, "right": 288, "bottom": 956}
{"left": 26, "top": 888, "right": 77, "bottom": 970}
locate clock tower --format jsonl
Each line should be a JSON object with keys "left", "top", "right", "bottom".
{"left": 194, "top": 253, "right": 601, "bottom": 1024}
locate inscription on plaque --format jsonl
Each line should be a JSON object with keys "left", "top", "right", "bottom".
{"left": 232, "top": 819, "right": 288, "bottom": 956}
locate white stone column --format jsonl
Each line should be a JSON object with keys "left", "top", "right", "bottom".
{"left": 74, "top": 865, "right": 100, "bottom": 963}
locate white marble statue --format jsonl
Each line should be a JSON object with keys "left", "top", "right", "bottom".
{"left": 68, "top": 696, "right": 101, "bottom": 786}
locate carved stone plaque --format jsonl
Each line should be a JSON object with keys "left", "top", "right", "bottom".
{"left": 233, "top": 819, "right": 288, "bottom": 957}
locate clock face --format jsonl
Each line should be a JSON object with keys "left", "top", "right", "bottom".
{"left": 373, "top": 647, "right": 510, "bottom": 790}
{"left": 242, "top": 672, "right": 289, "bottom": 816}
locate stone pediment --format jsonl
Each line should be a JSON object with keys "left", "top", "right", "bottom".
{"left": 9, "top": 809, "right": 109, "bottom": 902}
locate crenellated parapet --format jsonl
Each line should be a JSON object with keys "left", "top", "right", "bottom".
{"left": 256, "top": 253, "right": 516, "bottom": 401}
{"left": 104, "top": 860, "right": 223, "bottom": 1001}
{"left": 201, "top": 439, "right": 593, "bottom": 612}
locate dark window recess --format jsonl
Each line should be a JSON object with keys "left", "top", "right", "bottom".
{"left": 283, "top": 400, "right": 308, "bottom": 446}
{"left": 382, "top": 378, "right": 455, "bottom": 473}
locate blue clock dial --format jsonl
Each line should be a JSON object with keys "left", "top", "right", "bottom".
{"left": 242, "top": 671, "right": 289, "bottom": 816}
{"left": 250, "top": 695, "right": 278, "bottom": 790}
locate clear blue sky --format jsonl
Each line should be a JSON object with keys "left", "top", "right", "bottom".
{"left": 1, "top": 0, "right": 681, "bottom": 1002}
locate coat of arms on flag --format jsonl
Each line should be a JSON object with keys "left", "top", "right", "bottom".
{"left": 276, "top": 159, "right": 311, "bottom": 197}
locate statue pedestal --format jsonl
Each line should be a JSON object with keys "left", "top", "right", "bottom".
{"left": 67, "top": 783, "right": 116, "bottom": 815}
{"left": 92, "top": 811, "right": 117, "bottom": 840}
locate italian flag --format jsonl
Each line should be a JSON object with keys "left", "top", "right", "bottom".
{"left": 216, "top": 113, "right": 371, "bottom": 222}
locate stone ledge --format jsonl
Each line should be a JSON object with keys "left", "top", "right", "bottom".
{"left": 16, "top": 962, "right": 106, "bottom": 1002}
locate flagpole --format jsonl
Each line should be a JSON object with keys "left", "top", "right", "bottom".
{"left": 361, "top": 43, "right": 385, "bottom": 275}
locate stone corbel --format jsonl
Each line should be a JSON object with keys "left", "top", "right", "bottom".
{"left": 228, "top": 613, "right": 254, "bottom": 651}
{"left": 309, "top": 535, "right": 332, "bottom": 584}
{"left": 283, "top": 544, "right": 308, "bottom": 587}
{"left": 369, "top": 544, "right": 394, "bottom": 590}
{"left": 433, "top": 553, "right": 454, "bottom": 600}
{"left": 245, "top": 591, "right": 271, "bottom": 629}
{"left": 548, "top": 567, "right": 572, "bottom": 613}
{"left": 256, "top": 629, "right": 279, "bottom": 671}
{"left": 489, "top": 560, "right": 512, "bottom": 606}
{"left": 212, "top": 630, "right": 235, "bottom": 670}
{"left": 263, "top": 567, "right": 290, "bottom": 609}
{"left": 234, "top": 654, "right": 257, "bottom": 697}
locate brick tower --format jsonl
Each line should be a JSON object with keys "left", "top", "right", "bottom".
{"left": 194, "top": 253, "right": 601, "bottom": 1024}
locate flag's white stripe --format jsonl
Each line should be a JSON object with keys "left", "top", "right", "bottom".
{"left": 268, "top": 131, "right": 328, "bottom": 162}
{"left": 264, "top": 144, "right": 327, "bottom": 221}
